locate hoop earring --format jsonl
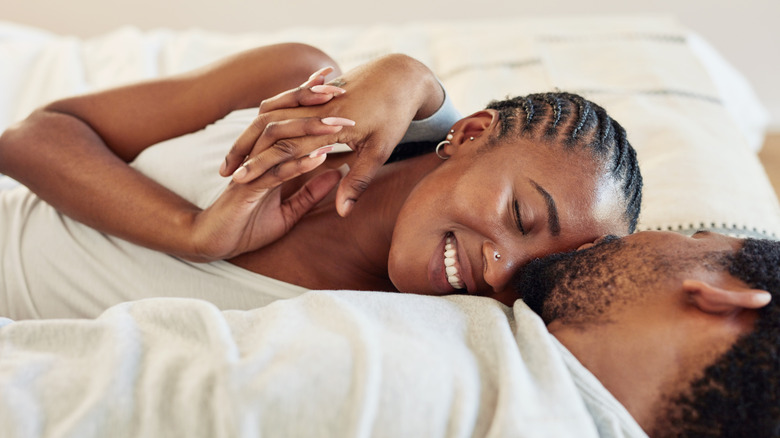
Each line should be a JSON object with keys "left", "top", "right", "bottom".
{"left": 435, "top": 140, "right": 450, "bottom": 160}
{"left": 436, "top": 130, "right": 455, "bottom": 160}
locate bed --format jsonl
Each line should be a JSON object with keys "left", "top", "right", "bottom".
{"left": 0, "top": 16, "right": 778, "bottom": 437}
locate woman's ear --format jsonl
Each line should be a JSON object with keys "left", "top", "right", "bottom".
{"left": 449, "top": 110, "right": 499, "bottom": 148}
{"left": 683, "top": 279, "right": 771, "bottom": 314}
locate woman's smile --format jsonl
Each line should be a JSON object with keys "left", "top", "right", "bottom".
{"left": 444, "top": 235, "right": 464, "bottom": 289}
{"left": 428, "top": 232, "right": 475, "bottom": 294}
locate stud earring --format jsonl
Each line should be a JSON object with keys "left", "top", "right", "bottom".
{"left": 494, "top": 251, "right": 501, "bottom": 261}
{"left": 469, "top": 136, "right": 475, "bottom": 141}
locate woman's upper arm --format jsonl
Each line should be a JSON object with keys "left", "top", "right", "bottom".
{"left": 43, "top": 43, "right": 341, "bottom": 162}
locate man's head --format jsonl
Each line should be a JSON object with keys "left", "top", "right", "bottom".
{"left": 515, "top": 231, "right": 780, "bottom": 436}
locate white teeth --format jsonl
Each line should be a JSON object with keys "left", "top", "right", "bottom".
{"left": 444, "top": 236, "right": 464, "bottom": 289}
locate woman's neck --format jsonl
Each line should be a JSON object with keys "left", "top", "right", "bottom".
{"left": 230, "top": 152, "right": 441, "bottom": 291}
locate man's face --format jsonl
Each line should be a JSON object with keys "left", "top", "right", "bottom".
{"left": 516, "top": 231, "right": 744, "bottom": 325}
{"left": 515, "top": 231, "right": 775, "bottom": 435}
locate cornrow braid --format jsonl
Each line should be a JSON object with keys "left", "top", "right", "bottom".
{"left": 486, "top": 92, "right": 643, "bottom": 233}
{"left": 571, "top": 99, "right": 591, "bottom": 140}
{"left": 520, "top": 97, "right": 535, "bottom": 134}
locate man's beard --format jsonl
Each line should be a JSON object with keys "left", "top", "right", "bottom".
{"left": 515, "top": 235, "right": 627, "bottom": 325}
{"left": 515, "top": 235, "right": 733, "bottom": 325}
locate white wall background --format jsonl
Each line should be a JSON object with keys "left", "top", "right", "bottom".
{"left": 5, "top": 0, "right": 779, "bottom": 131}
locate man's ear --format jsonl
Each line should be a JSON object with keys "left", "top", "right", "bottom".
{"left": 576, "top": 235, "right": 614, "bottom": 251}
{"left": 683, "top": 279, "right": 771, "bottom": 314}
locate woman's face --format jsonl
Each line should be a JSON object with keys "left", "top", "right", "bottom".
{"left": 388, "top": 132, "right": 628, "bottom": 306}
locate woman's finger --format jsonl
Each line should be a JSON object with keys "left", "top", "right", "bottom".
{"left": 220, "top": 88, "right": 346, "bottom": 177}
{"left": 232, "top": 117, "right": 354, "bottom": 183}
{"left": 221, "top": 66, "right": 343, "bottom": 178}
{"left": 258, "top": 84, "right": 345, "bottom": 114}
{"left": 243, "top": 147, "right": 334, "bottom": 192}
{"left": 301, "top": 66, "right": 334, "bottom": 88}
{"left": 259, "top": 64, "right": 344, "bottom": 115}
{"left": 279, "top": 169, "right": 342, "bottom": 230}
{"left": 222, "top": 110, "right": 350, "bottom": 177}
{"left": 335, "top": 143, "right": 391, "bottom": 217}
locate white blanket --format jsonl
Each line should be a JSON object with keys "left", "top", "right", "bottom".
{"left": 0, "top": 292, "right": 646, "bottom": 438}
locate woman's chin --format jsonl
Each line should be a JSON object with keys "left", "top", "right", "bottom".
{"left": 388, "top": 269, "right": 426, "bottom": 296}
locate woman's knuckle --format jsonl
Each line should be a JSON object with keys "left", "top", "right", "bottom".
{"left": 252, "top": 113, "right": 271, "bottom": 130}
{"left": 263, "top": 121, "right": 280, "bottom": 137}
{"left": 273, "top": 140, "right": 298, "bottom": 157}
{"left": 299, "top": 184, "right": 317, "bottom": 205}
{"left": 268, "top": 162, "right": 283, "bottom": 178}
{"left": 258, "top": 99, "right": 270, "bottom": 113}
{"left": 349, "top": 175, "right": 373, "bottom": 194}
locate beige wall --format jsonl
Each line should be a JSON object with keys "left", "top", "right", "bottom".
{"left": 6, "top": 0, "right": 779, "bottom": 130}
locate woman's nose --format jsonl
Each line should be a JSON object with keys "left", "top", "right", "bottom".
{"left": 482, "top": 242, "right": 517, "bottom": 294}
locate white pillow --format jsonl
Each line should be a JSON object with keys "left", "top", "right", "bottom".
{"left": 1, "top": 16, "right": 778, "bottom": 239}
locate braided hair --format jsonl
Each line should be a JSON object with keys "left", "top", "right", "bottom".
{"left": 486, "top": 92, "right": 642, "bottom": 233}
{"left": 389, "top": 92, "right": 642, "bottom": 233}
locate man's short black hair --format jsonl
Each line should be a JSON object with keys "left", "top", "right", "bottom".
{"left": 654, "top": 238, "right": 780, "bottom": 437}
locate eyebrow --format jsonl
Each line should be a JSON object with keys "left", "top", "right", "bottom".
{"left": 530, "top": 180, "right": 561, "bottom": 236}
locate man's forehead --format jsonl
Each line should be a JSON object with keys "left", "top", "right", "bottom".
{"left": 578, "top": 231, "right": 743, "bottom": 276}
{"left": 623, "top": 230, "right": 744, "bottom": 250}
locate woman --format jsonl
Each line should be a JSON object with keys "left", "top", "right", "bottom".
{"left": 0, "top": 43, "right": 641, "bottom": 319}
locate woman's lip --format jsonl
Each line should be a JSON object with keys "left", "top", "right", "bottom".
{"left": 427, "top": 234, "right": 457, "bottom": 294}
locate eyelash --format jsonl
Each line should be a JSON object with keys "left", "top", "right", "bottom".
{"left": 513, "top": 199, "right": 526, "bottom": 235}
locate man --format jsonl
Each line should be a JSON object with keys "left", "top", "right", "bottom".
{"left": 0, "top": 231, "right": 777, "bottom": 437}
{"left": 516, "top": 230, "right": 780, "bottom": 437}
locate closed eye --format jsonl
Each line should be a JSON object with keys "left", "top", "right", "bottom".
{"left": 513, "top": 199, "right": 526, "bottom": 235}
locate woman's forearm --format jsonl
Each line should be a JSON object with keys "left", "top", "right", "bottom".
{"left": 0, "top": 110, "right": 204, "bottom": 258}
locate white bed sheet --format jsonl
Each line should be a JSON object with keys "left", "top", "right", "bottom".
{"left": 0, "top": 292, "right": 646, "bottom": 438}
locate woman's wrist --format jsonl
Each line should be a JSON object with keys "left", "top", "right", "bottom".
{"left": 405, "top": 56, "right": 445, "bottom": 121}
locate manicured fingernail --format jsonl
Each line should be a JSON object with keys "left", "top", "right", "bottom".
{"left": 310, "top": 85, "right": 346, "bottom": 95}
{"left": 321, "top": 117, "right": 355, "bottom": 127}
{"left": 309, "top": 145, "right": 335, "bottom": 158}
{"left": 308, "top": 66, "right": 333, "bottom": 81}
{"left": 232, "top": 165, "right": 247, "bottom": 180}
